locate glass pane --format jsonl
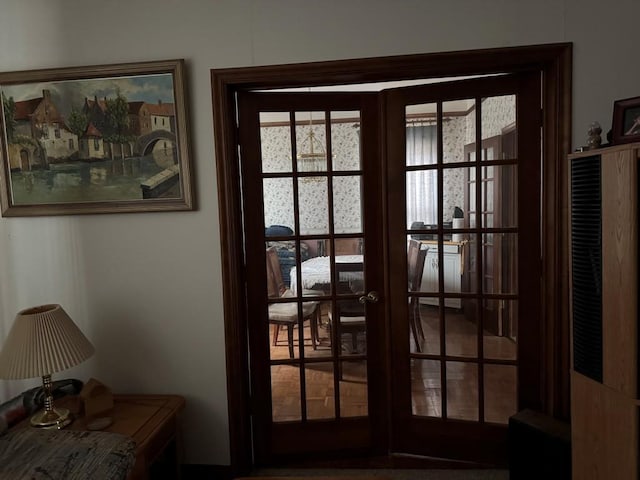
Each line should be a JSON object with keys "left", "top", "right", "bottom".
{"left": 445, "top": 308, "right": 478, "bottom": 358}
{"left": 421, "top": 241, "right": 464, "bottom": 305}
{"left": 408, "top": 236, "right": 429, "bottom": 353}
{"left": 301, "top": 237, "right": 325, "bottom": 261}
{"left": 421, "top": 244, "right": 439, "bottom": 294}
{"left": 306, "top": 362, "right": 336, "bottom": 420}
{"left": 485, "top": 213, "right": 493, "bottom": 229}
{"left": 265, "top": 240, "right": 293, "bottom": 295}
{"left": 484, "top": 364, "right": 517, "bottom": 424}
{"left": 500, "top": 232, "right": 518, "bottom": 295}
{"left": 406, "top": 104, "right": 437, "bottom": 167}
{"left": 334, "top": 291, "right": 366, "bottom": 358}
{"left": 461, "top": 236, "right": 479, "bottom": 295}
{"left": 271, "top": 364, "right": 301, "bottom": 422}
{"left": 483, "top": 164, "right": 518, "bottom": 228}
{"left": 265, "top": 239, "right": 320, "bottom": 298}
{"left": 327, "top": 237, "right": 363, "bottom": 256}
{"left": 313, "top": 301, "right": 332, "bottom": 355}
{"left": 418, "top": 300, "right": 440, "bottom": 355}
{"left": 339, "top": 360, "right": 368, "bottom": 418}
{"left": 268, "top": 299, "right": 319, "bottom": 361}
{"left": 446, "top": 361, "right": 478, "bottom": 421}
{"left": 290, "top": 255, "right": 331, "bottom": 295}
{"left": 481, "top": 95, "right": 516, "bottom": 142}
{"left": 482, "top": 146, "right": 495, "bottom": 161}
{"left": 482, "top": 233, "right": 518, "bottom": 296}
{"left": 298, "top": 177, "right": 328, "bottom": 235}
{"left": 485, "top": 168, "right": 494, "bottom": 211}
{"left": 406, "top": 169, "right": 438, "bottom": 229}
{"left": 464, "top": 101, "right": 477, "bottom": 152}
{"left": 444, "top": 99, "right": 475, "bottom": 164}
{"left": 469, "top": 177, "right": 477, "bottom": 211}
{"left": 484, "top": 299, "right": 518, "bottom": 360}
{"left": 443, "top": 167, "right": 465, "bottom": 226}
{"left": 331, "top": 111, "right": 361, "bottom": 171}
{"left": 333, "top": 176, "right": 362, "bottom": 234}
{"left": 260, "top": 111, "right": 292, "bottom": 173}
{"left": 263, "top": 178, "right": 294, "bottom": 233}
{"left": 296, "top": 111, "right": 327, "bottom": 173}
{"left": 411, "top": 359, "right": 442, "bottom": 417}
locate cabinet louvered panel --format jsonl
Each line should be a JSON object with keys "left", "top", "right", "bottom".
{"left": 570, "top": 155, "right": 602, "bottom": 382}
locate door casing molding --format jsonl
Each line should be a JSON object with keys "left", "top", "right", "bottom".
{"left": 211, "top": 43, "right": 572, "bottom": 475}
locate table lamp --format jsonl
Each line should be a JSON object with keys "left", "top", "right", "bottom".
{"left": 0, "top": 304, "right": 95, "bottom": 429}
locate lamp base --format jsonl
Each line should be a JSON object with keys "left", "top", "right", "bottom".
{"left": 30, "top": 406, "right": 73, "bottom": 430}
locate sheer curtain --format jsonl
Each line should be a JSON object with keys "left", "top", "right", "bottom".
{"left": 406, "top": 125, "right": 437, "bottom": 227}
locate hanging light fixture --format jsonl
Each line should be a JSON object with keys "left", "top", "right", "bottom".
{"left": 297, "top": 113, "right": 327, "bottom": 179}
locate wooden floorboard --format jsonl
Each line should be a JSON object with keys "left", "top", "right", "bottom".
{"left": 269, "top": 306, "right": 517, "bottom": 423}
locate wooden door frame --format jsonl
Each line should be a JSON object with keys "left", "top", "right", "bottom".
{"left": 211, "top": 43, "right": 572, "bottom": 476}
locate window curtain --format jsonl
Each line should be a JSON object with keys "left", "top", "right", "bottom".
{"left": 406, "top": 125, "right": 437, "bottom": 226}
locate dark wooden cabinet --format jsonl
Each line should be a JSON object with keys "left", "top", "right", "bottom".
{"left": 569, "top": 143, "right": 640, "bottom": 479}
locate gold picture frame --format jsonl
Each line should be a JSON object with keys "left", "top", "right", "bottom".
{"left": 0, "top": 59, "right": 194, "bottom": 216}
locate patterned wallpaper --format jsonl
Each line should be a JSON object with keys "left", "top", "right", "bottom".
{"left": 260, "top": 97, "right": 513, "bottom": 232}
{"left": 442, "top": 116, "right": 465, "bottom": 222}
{"left": 261, "top": 122, "right": 361, "bottom": 234}
{"left": 464, "top": 95, "right": 516, "bottom": 144}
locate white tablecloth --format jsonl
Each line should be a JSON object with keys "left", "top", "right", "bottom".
{"left": 289, "top": 255, "right": 363, "bottom": 294}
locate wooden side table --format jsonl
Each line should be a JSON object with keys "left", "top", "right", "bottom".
{"left": 63, "top": 394, "right": 186, "bottom": 480}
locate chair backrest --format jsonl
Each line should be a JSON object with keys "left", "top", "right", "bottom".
{"left": 334, "top": 261, "right": 365, "bottom": 317}
{"left": 266, "top": 247, "right": 287, "bottom": 298}
{"left": 407, "top": 239, "right": 427, "bottom": 292}
{"left": 333, "top": 261, "right": 364, "bottom": 294}
{"left": 324, "top": 238, "right": 362, "bottom": 256}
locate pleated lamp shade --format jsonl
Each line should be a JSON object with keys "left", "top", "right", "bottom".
{"left": 0, "top": 304, "right": 94, "bottom": 379}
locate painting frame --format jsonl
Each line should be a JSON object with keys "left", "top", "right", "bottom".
{"left": 0, "top": 59, "right": 194, "bottom": 216}
{"left": 612, "top": 95, "right": 640, "bottom": 146}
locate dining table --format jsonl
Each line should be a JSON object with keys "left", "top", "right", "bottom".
{"left": 288, "top": 254, "right": 363, "bottom": 295}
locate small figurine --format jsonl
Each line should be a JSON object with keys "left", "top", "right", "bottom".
{"left": 587, "top": 121, "right": 602, "bottom": 150}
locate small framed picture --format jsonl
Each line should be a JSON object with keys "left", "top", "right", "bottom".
{"left": 612, "top": 96, "right": 640, "bottom": 145}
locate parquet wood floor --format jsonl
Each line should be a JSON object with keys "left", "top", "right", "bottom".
{"left": 269, "top": 306, "right": 517, "bottom": 424}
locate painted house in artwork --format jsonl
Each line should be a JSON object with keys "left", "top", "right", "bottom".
{"left": 10, "top": 89, "right": 78, "bottom": 170}
{"left": 147, "top": 101, "right": 175, "bottom": 133}
{"left": 82, "top": 95, "right": 108, "bottom": 132}
{"left": 79, "top": 122, "right": 106, "bottom": 160}
{"left": 127, "top": 101, "right": 148, "bottom": 136}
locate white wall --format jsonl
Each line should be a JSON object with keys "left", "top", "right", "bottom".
{"left": 0, "top": 0, "right": 638, "bottom": 465}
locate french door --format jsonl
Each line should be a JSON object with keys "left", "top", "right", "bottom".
{"left": 237, "top": 71, "right": 542, "bottom": 465}
{"left": 385, "top": 73, "right": 541, "bottom": 463}
{"left": 239, "top": 92, "right": 386, "bottom": 463}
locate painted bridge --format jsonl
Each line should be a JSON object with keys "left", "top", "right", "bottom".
{"left": 134, "top": 129, "right": 177, "bottom": 157}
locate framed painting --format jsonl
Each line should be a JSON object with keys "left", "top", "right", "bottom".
{"left": 0, "top": 59, "right": 194, "bottom": 216}
{"left": 612, "top": 95, "right": 640, "bottom": 146}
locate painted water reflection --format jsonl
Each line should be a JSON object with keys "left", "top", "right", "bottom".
{"left": 11, "top": 153, "right": 180, "bottom": 205}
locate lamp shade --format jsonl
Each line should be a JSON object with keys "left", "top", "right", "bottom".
{"left": 0, "top": 304, "right": 94, "bottom": 379}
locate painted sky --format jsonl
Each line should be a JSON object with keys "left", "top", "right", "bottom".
{"left": 1, "top": 73, "right": 175, "bottom": 118}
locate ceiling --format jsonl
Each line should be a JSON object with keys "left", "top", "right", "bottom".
{"left": 256, "top": 74, "right": 503, "bottom": 123}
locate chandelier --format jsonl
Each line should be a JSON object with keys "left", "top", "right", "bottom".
{"left": 297, "top": 114, "right": 327, "bottom": 178}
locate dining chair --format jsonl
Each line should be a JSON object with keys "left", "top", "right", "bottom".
{"left": 328, "top": 261, "right": 366, "bottom": 355}
{"left": 266, "top": 247, "right": 320, "bottom": 358}
{"left": 323, "top": 238, "right": 363, "bottom": 256}
{"left": 407, "top": 239, "right": 428, "bottom": 352}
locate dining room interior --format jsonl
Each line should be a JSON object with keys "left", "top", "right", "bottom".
{"left": 259, "top": 89, "right": 519, "bottom": 427}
